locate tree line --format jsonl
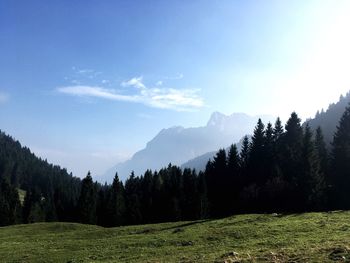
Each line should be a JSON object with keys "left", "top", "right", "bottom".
{"left": 1, "top": 104, "right": 350, "bottom": 227}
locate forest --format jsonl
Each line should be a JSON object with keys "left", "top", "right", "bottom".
{"left": 0, "top": 103, "right": 350, "bottom": 227}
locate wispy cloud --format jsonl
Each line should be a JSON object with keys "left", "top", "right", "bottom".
{"left": 57, "top": 77, "right": 204, "bottom": 111}
{"left": 58, "top": 86, "right": 140, "bottom": 103}
{"left": 164, "top": 73, "right": 184, "bottom": 80}
{"left": 121, "top": 76, "right": 146, "bottom": 89}
{"left": 0, "top": 92, "right": 9, "bottom": 104}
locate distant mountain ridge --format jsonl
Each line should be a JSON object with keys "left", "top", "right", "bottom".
{"left": 100, "top": 112, "right": 275, "bottom": 182}
{"left": 183, "top": 91, "right": 350, "bottom": 173}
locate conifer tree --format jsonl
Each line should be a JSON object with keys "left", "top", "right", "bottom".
{"left": 227, "top": 144, "right": 240, "bottom": 176}
{"left": 227, "top": 144, "right": 240, "bottom": 212}
{"left": 315, "top": 127, "right": 328, "bottom": 179}
{"left": 249, "top": 119, "right": 266, "bottom": 185}
{"left": 0, "top": 178, "right": 21, "bottom": 226}
{"left": 331, "top": 104, "right": 350, "bottom": 209}
{"left": 109, "top": 173, "right": 126, "bottom": 226}
{"left": 283, "top": 112, "right": 304, "bottom": 210}
{"left": 125, "top": 172, "right": 142, "bottom": 224}
{"left": 239, "top": 136, "right": 250, "bottom": 171}
{"left": 182, "top": 168, "right": 199, "bottom": 220}
{"left": 77, "top": 172, "right": 97, "bottom": 224}
{"left": 273, "top": 117, "right": 284, "bottom": 142}
{"left": 140, "top": 170, "right": 153, "bottom": 223}
{"left": 301, "top": 125, "right": 325, "bottom": 210}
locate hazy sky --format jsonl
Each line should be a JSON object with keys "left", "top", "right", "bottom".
{"left": 1, "top": 0, "right": 350, "bottom": 178}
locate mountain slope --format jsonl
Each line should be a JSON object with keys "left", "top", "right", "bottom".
{"left": 101, "top": 113, "right": 275, "bottom": 182}
{"left": 0, "top": 130, "right": 81, "bottom": 222}
{"left": 306, "top": 91, "right": 350, "bottom": 145}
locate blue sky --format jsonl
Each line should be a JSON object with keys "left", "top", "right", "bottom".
{"left": 1, "top": 0, "right": 350, "bottom": 178}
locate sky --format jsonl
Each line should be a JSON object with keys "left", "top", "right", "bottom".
{"left": 1, "top": 0, "right": 350, "bottom": 178}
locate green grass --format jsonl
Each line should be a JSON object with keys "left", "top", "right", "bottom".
{"left": 1, "top": 212, "right": 350, "bottom": 262}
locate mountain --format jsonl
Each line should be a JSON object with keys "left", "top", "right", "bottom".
{"left": 306, "top": 91, "right": 350, "bottom": 145}
{"left": 181, "top": 91, "right": 350, "bottom": 174}
{"left": 101, "top": 112, "right": 275, "bottom": 182}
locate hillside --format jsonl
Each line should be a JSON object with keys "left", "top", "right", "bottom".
{"left": 102, "top": 112, "right": 275, "bottom": 182}
{"left": 1, "top": 211, "right": 350, "bottom": 262}
{"left": 0, "top": 130, "right": 82, "bottom": 223}
{"left": 306, "top": 91, "right": 350, "bottom": 145}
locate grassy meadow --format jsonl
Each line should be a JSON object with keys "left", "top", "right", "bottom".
{"left": 1, "top": 211, "right": 350, "bottom": 262}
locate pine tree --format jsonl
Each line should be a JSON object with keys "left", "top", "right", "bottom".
{"left": 315, "top": 127, "right": 328, "bottom": 179}
{"left": 283, "top": 113, "right": 303, "bottom": 176}
{"left": 301, "top": 125, "right": 325, "bottom": 210}
{"left": 239, "top": 136, "right": 250, "bottom": 171}
{"left": 198, "top": 171, "right": 209, "bottom": 219}
{"left": 125, "top": 172, "right": 142, "bottom": 224}
{"left": 0, "top": 178, "right": 21, "bottom": 226}
{"left": 249, "top": 119, "right": 266, "bottom": 185}
{"left": 272, "top": 117, "right": 284, "bottom": 165}
{"left": 182, "top": 168, "right": 199, "bottom": 220}
{"left": 77, "top": 172, "right": 97, "bottom": 224}
{"left": 273, "top": 117, "right": 284, "bottom": 142}
{"left": 109, "top": 173, "right": 126, "bottom": 226}
{"left": 227, "top": 144, "right": 240, "bottom": 176}
{"left": 282, "top": 112, "right": 304, "bottom": 210}
{"left": 227, "top": 144, "right": 240, "bottom": 213}
{"left": 331, "top": 104, "right": 350, "bottom": 209}
{"left": 210, "top": 149, "right": 228, "bottom": 217}
{"left": 140, "top": 170, "right": 153, "bottom": 223}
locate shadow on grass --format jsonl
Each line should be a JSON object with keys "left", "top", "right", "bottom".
{"left": 160, "top": 219, "right": 213, "bottom": 231}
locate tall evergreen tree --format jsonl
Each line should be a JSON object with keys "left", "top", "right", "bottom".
{"left": 125, "top": 172, "right": 142, "bottom": 224}
{"left": 282, "top": 112, "right": 304, "bottom": 210}
{"left": 249, "top": 119, "right": 266, "bottom": 185}
{"left": 182, "top": 168, "right": 199, "bottom": 220}
{"left": 198, "top": 171, "right": 209, "bottom": 219}
{"left": 0, "top": 178, "right": 21, "bottom": 226}
{"left": 140, "top": 170, "right": 153, "bottom": 223}
{"left": 227, "top": 144, "right": 240, "bottom": 175}
{"left": 109, "top": 173, "right": 126, "bottom": 226}
{"left": 301, "top": 125, "right": 325, "bottom": 210}
{"left": 239, "top": 136, "right": 250, "bottom": 171}
{"left": 315, "top": 127, "right": 329, "bottom": 179}
{"left": 227, "top": 144, "right": 240, "bottom": 212}
{"left": 331, "top": 104, "right": 350, "bottom": 209}
{"left": 77, "top": 172, "right": 97, "bottom": 224}
{"left": 273, "top": 117, "right": 284, "bottom": 143}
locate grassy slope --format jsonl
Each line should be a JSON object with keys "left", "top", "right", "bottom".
{"left": 1, "top": 212, "right": 350, "bottom": 262}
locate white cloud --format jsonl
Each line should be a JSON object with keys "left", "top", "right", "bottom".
{"left": 57, "top": 77, "right": 204, "bottom": 111}
{"left": 57, "top": 86, "right": 141, "bottom": 103}
{"left": 121, "top": 76, "right": 146, "bottom": 89}
{"left": 0, "top": 92, "right": 9, "bottom": 104}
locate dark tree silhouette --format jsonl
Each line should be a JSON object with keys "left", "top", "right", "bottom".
{"left": 331, "top": 104, "right": 350, "bottom": 209}
{"left": 78, "top": 172, "right": 97, "bottom": 224}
